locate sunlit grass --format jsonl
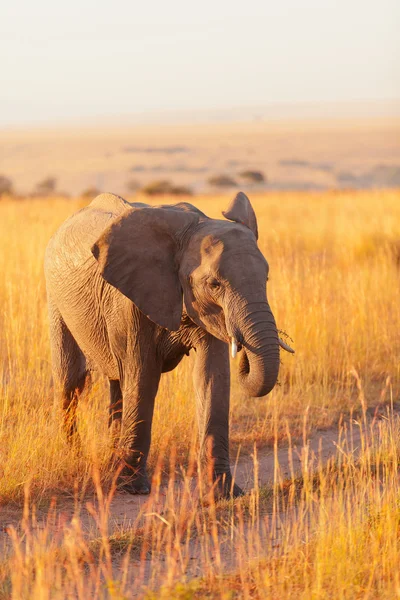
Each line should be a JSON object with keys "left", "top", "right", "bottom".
{"left": 0, "top": 190, "right": 399, "bottom": 502}
{"left": 0, "top": 190, "right": 399, "bottom": 597}
{"left": 179, "top": 412, "right": 400, "bottom": 600}
{"left": 1, "top": 405, "right": 399, "bottom": 598}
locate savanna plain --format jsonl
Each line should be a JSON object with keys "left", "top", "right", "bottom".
{"left": 0, "top": 185, "right": 400, "bottom": 597}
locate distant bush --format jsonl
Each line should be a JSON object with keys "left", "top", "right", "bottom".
{"left": 34, "top": 177, "right": 57, "bottom": 196}
{"left": 208, "top": 175, "right": 237, "bottom": 187}
{"left": 80, "top": 187, "right": 101, "bottom": 200}
{"left": 141, "top": 180, "right": 193, "bottom": 196}
{"left": 140, "top": 180, "right": 173, "bottom": 195}
{"left": 336, "top": 171, "right": 359, "bottom": 184}
{"left": 279, "top": 159, "right": 310, "bottom": 168}
{"left": 0, "top": 175, "right": 13, "bottom": 197}
{"left": 239, "top": 170, "right": 266, "bottom": 183}
{"left": 124, "top": 146, "right": 188, "bottom": 154}
{"left": 366, "top": 164, "right": 400, "bottom": 187}
{"left": 336, "top": 165, "right": 400, "bottom": 189}
{"left": 168, "top": 185, "right": 193, "bottom": 196}
{"left": 125, "top": 179, "right": 141, "bottom": 193}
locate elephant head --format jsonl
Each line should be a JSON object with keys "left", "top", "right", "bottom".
{"left": 92, "top": 192, "right": 293, "bottom": 397}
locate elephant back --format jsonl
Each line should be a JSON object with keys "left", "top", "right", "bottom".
{"left": 89, "top": 193, "right": 142, "bottom": 215}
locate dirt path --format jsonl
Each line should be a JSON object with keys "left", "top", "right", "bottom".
{"left": 107, "top": 415, "right": 368, "bottom": 594}
{"left": 0, "top": 407, "right": 395, "bottom": 596}
{"left": 106, "top": 413, "right": 365, "bottom": 528}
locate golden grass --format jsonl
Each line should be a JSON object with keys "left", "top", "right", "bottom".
{"left": 2, "top": 406, "right": 399, "bottom": 598}
{"left": 152, "top": 410, "right": 400, "bottom": 600}
{"left": 0, "top": 190, "right": 400, "bottom": 501}
{"left": 0, "top": 190, "right": 399, "bottom": 598}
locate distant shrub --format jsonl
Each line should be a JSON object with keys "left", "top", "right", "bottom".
{"left": 208, "top": 175, "right": 237, "bottom": 187}
{"left": 168, "top": 185, "right": 193, "bottom": 196}
{"left": 336, "top": 165, "right": 400, "bottom": 189}
{"left": 124, "top": 146, "right": 188, "bottom": 154}
{"left": 141, "top": 180, "right": 173, "bottom": 195}
{"left": 366, "top": 164, "right": 400, "bottom": 187}
{"left": 34, "top": 177, "right": 57, "bottom": 196}
{"left": 336, "top": 171, "right": 358, "bottom": 184}
{"left": 80, "top": 187, "right": 101, "bottom": 200}
{"left": 125, "top": 179, "right": 141, "bottom": 193}
{"left": 279, "top": 159, "right": 310, "bottom": 168}
{"left": 141, "top": 180, "right": 193, "bottom": 196}
{"left": 0, "top": 175, "right": 13, "bottom": 197}
{"left": 335, "top": 171, "right": 365, "bottom": 188}
{"left": 239, "top": 170, "right": 266, "bottom": 183}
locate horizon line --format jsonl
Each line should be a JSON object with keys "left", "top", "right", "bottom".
{"left": 1, "top": 97, "right": 400, "bottom": 132}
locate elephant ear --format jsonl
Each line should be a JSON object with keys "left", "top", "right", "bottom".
{"left": 91, "top": 206, "right": 199, "bottom": 331}
{"left": 222, "top": 192, "right": 258, "bottom": 240}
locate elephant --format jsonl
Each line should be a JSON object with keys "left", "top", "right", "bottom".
{"left": 44, "top": 191, "right": 293, "bottom": 498}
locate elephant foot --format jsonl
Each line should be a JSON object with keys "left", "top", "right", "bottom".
{"left": 213, "top": 471, "right": 245, "bottom": 500}
{"left": 117, "top": 464, "right": 151, "bottom": 495}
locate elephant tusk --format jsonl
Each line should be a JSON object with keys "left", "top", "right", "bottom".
{"left": 279, "top": 338, "right": 295, "bottom": 354}
{"left": 231, "top": 338, "right": 238, "bottom": 359}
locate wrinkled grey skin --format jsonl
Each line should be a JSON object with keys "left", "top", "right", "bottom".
{"left": 45, "top": 192, "right": 280, "bottom": 498}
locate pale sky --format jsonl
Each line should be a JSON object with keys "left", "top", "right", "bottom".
{"left": 1, "top": 0, "right": 399, "bottom": 125}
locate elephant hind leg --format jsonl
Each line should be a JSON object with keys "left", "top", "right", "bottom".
{"left": 109, "top": 379, "right": 123, "bottom": 445}
{"left": 61, "top": 371, "right": 91, "bottom": 441}
{"left": 48, "top": 296, "right": 90, "bottom": 441}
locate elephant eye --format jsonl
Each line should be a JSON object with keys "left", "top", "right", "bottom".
{"left": 208, "top": 279, "right": 221, "bottom": 290}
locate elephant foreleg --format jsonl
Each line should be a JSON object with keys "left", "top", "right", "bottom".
{"left": 192, "top": 333, "right": 244, "bottom": 499}
{"left": 116, "top": 360, "right": 161, "bottom": 495}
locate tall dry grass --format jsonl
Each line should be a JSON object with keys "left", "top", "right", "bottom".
{"left": 1, "top": 400, "right": 399, "bottom": 598}
{"left": 0, "top": 190, "right": 400, "bottom": 598}
{"left": 164, "top": 407, "right": 400, "bottom": 600}
{"left": 0, "top": 190, "right": 399, "bottom": 503}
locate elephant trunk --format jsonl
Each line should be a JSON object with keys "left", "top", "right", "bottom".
{"left": 232, "top": 302, "right": 280, "bottom": 397}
